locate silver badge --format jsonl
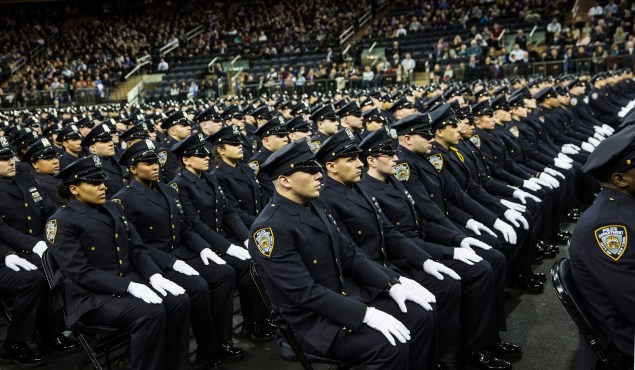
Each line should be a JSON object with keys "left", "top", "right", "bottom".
{"left": 345, "top": 128, "right": 354, "bottom": 141}
{"left": 41, "top": 138, "right": 51, "bottom": 147}
{"left": 198, "top": 133, "right": 205, "bottom": 142}
{"left": 232, "top": 125, "right": 240, "bottom": 135}
{"left": 145, "top": 139, "right": 155, "bottom": 149}
{"left": 93, "top": 155, "right": 102, "bottom": 167}
{"left": 28, "top": 187, "right": 43, "bottom": 202}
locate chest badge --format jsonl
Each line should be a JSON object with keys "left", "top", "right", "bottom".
{"left": 248, "top": 160, "right": 260, "bottom": 176}
{"left": 28, "top": 187, "right": 43, "bottom": 202}
{"left": 595, "top": 225, "right": 628, "bottom": 261}
{"left": 253, "top": 227, "right": 274, "bottom": 257}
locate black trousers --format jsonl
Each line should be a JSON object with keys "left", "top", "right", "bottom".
{"left": 81, "top": 292, "right": 190, "bottom": 370}
{"left": 182, "top": 256, "right": 236, "bottom": 341}
{"left": 304, "top": 295, "right": 437, "bottom": 370}
{"left": 223, "top": 255, "right": 268, "bottom": 324}
{"left": 0, "top": 267, "right": 48, "bottom": 343}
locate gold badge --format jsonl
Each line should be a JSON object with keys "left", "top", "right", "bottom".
{"left": 46, "top": 220, "right": 57, "bottom": 244}
{"left": 595, "top": 225, "right": 628, "bottom": 261}
{"left": 253, "top": 227, "right": 275, "bottom": 257}
{"left": 248, "top": 160, "right": 260, "bottom": 176}
{"left": 170, "top": 183, "right": 179, "bottom": 193}
{"left": 427, "top": 154, "right": 444, "bottom": 171}
{"left": 509, "top": 126, "right": 520, "bottom": 138}
{"left": 394, "top": 163, "right": 410, "bottom": 181}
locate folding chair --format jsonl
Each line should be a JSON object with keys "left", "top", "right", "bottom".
{"left": 249, "top": 262, "right": 357, "bottom": 370}
{"left": 551, "top": 258, "right": 620, "bottom": 370}
{"left": 41, "top": 249, "right": 130, "bottom": 370}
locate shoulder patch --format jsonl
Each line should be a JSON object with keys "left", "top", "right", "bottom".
{"left": 570, "top": 97, "right": 578, "bottom": 106}
{"left": 427, "top": 154, "right": 444, "bottom": 171}
{"left": 394, "top": 163, "right": 410, "bottom": 181}
{"left": 253, "top": 227, "right": 274, "bottom": 257}
{"left": 309, "top": 140, "right": 321, "bottom": 154}
{"left": 509, "top": 126, "right": 520, "bottom": 138}
{"left": 591, "top": 92, "right": 598, "bottom": 100}
{"left": 170, "top": 182, "right": 179, "bottom": 193}
{"left": 158, "top": 150, "right": 168, "bottom": 166}
{"left": 595, "top": 225, "right": 628, "bottom": 261}
{"left": 46, "top": 220, "right": 57, "bottom": 244}
{"left": 111, "top": 198, "right": 122, "bottom": 205}
{"left": 469, "top": 135, "right": 481, "bottom": 149}
{"left": 248, "top": 160, "right": 260, "bottom": 176}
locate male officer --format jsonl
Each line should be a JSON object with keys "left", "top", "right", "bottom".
{"left": 22, "top": 138, "right": 63, "bottom": 205}
{"left": 570, "top": 125, "right": 635, "bottom": 370}
{"left": 310, "top": 104, "right": 340, "bottom": 150}
{"left": 160, "top": 111, "right": 193, "bottom": 182}
{"left": 337, "top": 101, "right": 365, "bottom": 142}
{"left": 58, "top": 124, "right": 83, "bottom": 169}
{"left": 285, "top": 114, "right": 313, "bottom": 143}
{"left": 247, "top": 116, "right": 289, "bottom": 197}
{"left": 82, "top": 123, "right": 126, "bottom": 199}
{"left": 250, "top": 139, "right": 436, "bottom": 369}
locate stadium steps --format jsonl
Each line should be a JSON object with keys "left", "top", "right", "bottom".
{"left": 110, "top": 75, "right": 145, "bottom": 102}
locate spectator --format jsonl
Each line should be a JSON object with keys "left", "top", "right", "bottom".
{"left": 515, "top": 29, "right": 528, "bottom": 50}
{"left": 547, "top": 17, "right": 562, "bottom": 43}
{"left": 157, "top": 58, "right": 169, "bottom": 72}
{"left": 395, "top": 24, "right": 407, "bottom": 37}
{"left": 509, "top": 43, "right": 527, "bottom": 63}
{"left": 401, "top": 53, "right": 415, "bottom": 83}
{"left": 361, "top": 65, "right": 374, "bottom": 88}
{"left": 604, "top": 0, "right": 618, "bottom": 15}
{"left": 588, "top": 2, "right": 603, "bottom": 19}
{"left": 169, "top": 82, "right": 179, "bottom": 97}
{"left": 613, "top": 26, "right": 627, "bottom": 45}
{"left": 187, "top": 81, "right": 198, "bottom": 100}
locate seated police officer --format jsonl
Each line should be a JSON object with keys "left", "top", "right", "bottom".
{"left": 248, "top": 116, "right": 290, "bottom": 197}
{"left": 160, "top": 111, "right": 193, "bottom": 182}
{"left": 47, "top": 155, "right": 191, "bottom": 370}
{"left": 113, "top": 140, "right": 244, "bottom": 368}
{"left": 22, "top": 138, "right": 64, "bottom": 206}
{"left": 250, "top": 139, "right": 437, "bottom": 369}
{"left": 569, "top": 125, "right": 635, "bottom": 370}
{"left": 169, "top": 133, "right": 274, "bottom": 340}
{"left": 82, "top": 123, "right": 126, "bottom": 198}
{"left": 58, "top": 124, "right": 83, "bottom": 169}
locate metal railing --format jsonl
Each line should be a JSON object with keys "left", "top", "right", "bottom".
{"left": 0, "top": 87, "right": 111, "bottom": 109}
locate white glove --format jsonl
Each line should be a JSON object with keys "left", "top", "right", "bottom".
{"left": 423, "top": 259, "right": 461, "bottom": 280}
{"left": 149, "top": 274, "right": 186, "bottom": 297}
{"left": 243, "top": 239, "right": 249, "bottom": 248}
{"left": 453, "top": 248, "right": 483, "bottom": 265}
{"left": 501, "top": 199, "right": 527, "bottom": 213}
{"left": 399, "top": 276, "right": 436, "bottom": 304}
{"left": 200, "top": 248, "right": 227, "bottom": 265}
{"left": 389, "top": 283, "right": 433, "bottom": 312}
{"left": 493, "top": 218, "right": 517, "bottom": 244}
{"left": 363, "top": 307, "right": 410, "bottom": 346}
{"left": 127, "top": 282, "right": 163, "bottom": 304}
{"left": 588, "top": 137, "right": 601, "bottom": 146}
{"left": 544, "top": 167, "right": 565, "bottom": 179}
{"left": 513, "top": 189, "right": 541, "bottom": 204}
{"left": 172, "top": 260, "right": 199, "bottom": 276}
{"left": 564, "top": 143, "right": 581, "bottom": 151}
{"left": 530, "top": 176, "right": 553, "bottom": 189}
{"left": 465, "top": 219, "right": 497, "bottom": 236}
{"left": 460, "top": 237, "right": 492, "bottom": 250}
{"left": 4, "top": 254, "right": 37, "bottom": 272}
{"left": 554, "top": 158, "right": 573, "bottom": 170}
{"left": 539, "top": 172, "right": 560, "bottom": 188}
{"left": 503, "top": 209, "right": 529, "bottom": 230}
{"left": 557, "top": 153, "right": 573, "bottom": 163}
{"left": 32, "top": 241, "right": 48, "bottom": 259}
{"left": 581, "top": 142, "right": 595, "bottom": 152}
{"left": 522, "top": 179, "right": 542, "bottom": 191}
{"left": 601, "top": 124, "right": 614, "bottom": 134}
{"left": 593, "top": 132, "right": 606, "bottom": 141}
{"left": 560, "top": 145, "right": 579, "bottom": 155}
{"left": 593, "top": 125, "right": 610, "bottom": 135}
{"left": 227, "top": 244, "right": 251, "bottom": 260}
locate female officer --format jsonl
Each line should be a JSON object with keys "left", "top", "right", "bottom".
{"left": 210, "top": 126, "right": 268, "bottom": 228}
{"left": 169, "top": 133, "right": 274, "bottom": 340}
{"left": 47, "top": 155, "right": 191, "bottom": 370}
{"left": 113, "top": 140, "right": 245, "bottom": 368}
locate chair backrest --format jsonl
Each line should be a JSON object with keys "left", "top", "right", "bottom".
{"left": 551, "top": 258, "right": 617, "bottom": 370}
{"left": 41, "top": 249, "right": 65, "bottom": 314}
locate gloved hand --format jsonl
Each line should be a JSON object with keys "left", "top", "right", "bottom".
{"left": 544, "top": 167, "right": 565, "bottom": 179}
{"left": 556, "top": 153, "right": 573, "bottom": 163}
{"left": 4, "top": 254, "right": 37, "bottom": 272}
{"left": 581, "top": 142, "right": 595, "bottom": 153}
{"left": 399, "top": 276, "right": 436, "bottom": 304}
{"left": 460, "top": 237, "right": 493, "bottom": 250}
{"left": 32, "top": 240, "right": 48, "bottom": 259}
{"left": 564, "top": 143, "right": 581, "bottom": 151}
{"left": 593, "top": 132, "right": 606, "bottom": 141}
{"left": 560, "top": 146, "right": 579, "bottom": 155}
{"left": 522, "top": 179, "right": 542, "bottom": 191}
{"left": 513, "top": 189, "right": 542, "bottom": 204}
{"left": 172, "top": 260, "right": 199, "bottom": 276}
{"left": 593, "top": 125, "right": 610, "bottom": 135}
{"left": 601, "top": 124, "right": 614, "bottom": 135}
{"left": 423, "top": 259, "right": 461, "bottom": 280}
{"left": 539, "top": 172, "right": 560, "bottom": 188}
{"left": 127, "top": 282, "right": 163, "bottom": 304}
{"left": 530, "top": 177, "right": 553, "bottom": 189}
{"left": 200, "top": 248, "right": 227, "bottom": 265}
{"left": 588, "top": 137, "right": 601, "bottom": 146}
{"left": 363, "top": 307, "right": 410, "bottom": 346}
{"left": 554, "top": 158, "right": 573, "bottom": 170}
{"left": 227, "top": 245, "right": 251, "bottom": 260}
{"left": 500, "top": 199, "right": 526, "bottom": 213}
{"left": 465, "top": 219, "right": 497, "bottom": 236}
{"left": 453, "top": 248, "right": 483, "bottom": 265}
{"left": 388, "top": 283, "right": 433, "bottom": 312}
{"left": 503, "top": 209, "right": 529, "bottom": 230}
{"left": 243, "top": 239, "right": 249, "bottom": 248}
{"left": 493, "top": 219, "right": 517, "bottom": 244}
{"left": 149, "top": 274, "right": 186, "bottom": 297}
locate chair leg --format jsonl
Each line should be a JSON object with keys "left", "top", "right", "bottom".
{"left": 74, "top": 332, "right": 103, "bottom": 370}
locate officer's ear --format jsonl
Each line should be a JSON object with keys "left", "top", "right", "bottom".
{"left": 611, "top": 172, "right": 630, "bottom": 188}
{"left": 69, "top": 184, "right": 80, "bottom": 197}
{"left": 324, "top": 160, "right": 338, "bottom": 174}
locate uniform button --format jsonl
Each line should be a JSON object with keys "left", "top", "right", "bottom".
{"left": 27, "top": 216, "right": 31, "bottom": 220}
{"left": 24, "top": 203, "right": 28, "bottom": 207}
{"left": 197, "top": 210, "right": 200, "bottom": 213}
{"left": 119, "top": 260, "right": 123, "bottom": 265}
{"left": 171, "top": 224, "right": 175, "bottom": 229}
{"left": 313, "top": 259, "right": 317, "bottom": 264}
{"left": 381, "top": 248, "right": 385, "bottom": 253}
{"left": 28, "top": 229, "right": 33, "bottom": 234}
{"left": 341, "top": 291, "right": 347, "bottom": 296}
{"left": 173, "top": 236, "right": 176, "bottom": 240}
{"left": 91, "top": 247, "right": 96, "bottom": 251}
{"left": 343, "top": 326, "right": 347, "bottom": 331}
{"left": 238, "top": 199, "right": 242, "bottom": 202}
{"left": 215, "top": 218, "right": 218, "bottom": 222}
{"left": 115, "top": 233, "right": 118, "bottom": 238}
{"left": 119, "top": 273, "right": 123, "bottom": 277}
{"left": 357, "top": 230, "right": 362, "bottom": 234}
{"left": 117, "top": 247, "right": 120, "bottom": 252}
{"left": 149, "top": 226, "right": 154, "bottom": 230}
{"left": 430, "top": 194, "right": 434, "bottom": 198}
{"left": 171, "top": 246, "right": 175, "bottom": 250}
{"left": 396, "top": 221, "right": 400, "bottom": 226}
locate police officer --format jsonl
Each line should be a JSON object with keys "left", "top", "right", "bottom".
{"left": 159, "top": 111, "right": 193, "bottom": 182}
{"left": 82, "top": 123, "right": 126, "bottom": 199}
{"left": 113, "top": 140, "right": 244, "bottom": 368}
{"left": 22, "top": 138, "right": 64, "bottom": 206}
{"left": 570, "top": 126, "right": 635, "bottom": 370}
{"left": 47, "top": 155, "right": 191, "bottom": 370}
{"left": 169, "top": 134, "right": 274, "bottom": 340}
{"left": 310, "top": 104, "right": 340, "bottom": 150}
{"left": 250, "top": 139, "right": 436, "bottom": 369}
{"left": 337, "top": 101, "right": 365, "bottom": 143}
{"left": 247, "top": 116, "right": 290, "bottom": 197}
{"left": 221, "top": 105, "right": 256, "bottom": 160}
{"left": 210, "top": 126, "right": 268, "bottom": 228}
{"left": 284, "top": 114, "right": 313, "bottom": 143}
